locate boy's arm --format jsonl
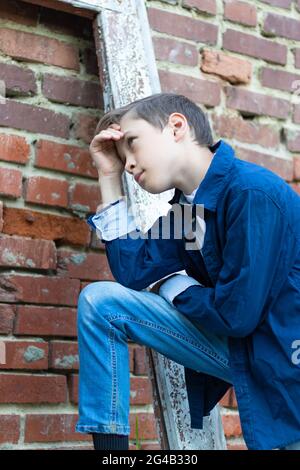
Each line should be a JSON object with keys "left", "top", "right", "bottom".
{"left": 87, "top": 176, "right": 185, "bottom": 290}
{"left": 167, "top": 189, "right": 286, "bottom": 337}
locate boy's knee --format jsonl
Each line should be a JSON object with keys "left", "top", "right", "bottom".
{"left": 78, "top": 280, "right": 127, "bottom": 307}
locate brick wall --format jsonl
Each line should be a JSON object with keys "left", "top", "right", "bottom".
{"left": 0, "top": 0, "right": 299, "bottom": 450}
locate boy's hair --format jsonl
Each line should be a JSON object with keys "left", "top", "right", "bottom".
{"left": 94, "top": 92, "right": 214, "bottom": 147}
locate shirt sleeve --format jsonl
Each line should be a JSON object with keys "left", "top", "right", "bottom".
{"left": 172, "top": 189, "right": 286, "bottom": 337}
{"left": 87, "top": 198, "right": 185, "bottom": 291}
{"left": 159, "top": 273, "right": 203, "bottom": 305}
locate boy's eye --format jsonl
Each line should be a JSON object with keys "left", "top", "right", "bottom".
{"left": 127, "top": 137, "right": 135, "bottom": 147}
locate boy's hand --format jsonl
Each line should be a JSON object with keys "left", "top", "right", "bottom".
{"left": 89, "top": 123, "right": 125, "bottom": 176}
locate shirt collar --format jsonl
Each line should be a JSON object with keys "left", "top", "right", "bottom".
{"left": 167, "top": 139, "right": 235, "bottom": 212}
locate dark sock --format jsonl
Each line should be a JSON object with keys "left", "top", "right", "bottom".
{"left": 92, "top": 432, "right": 129, "bottom": 450}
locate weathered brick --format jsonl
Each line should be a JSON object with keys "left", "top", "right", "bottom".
{"left": 0, "top": 201, "right": 2, "bottom": 232}
{"left": 259, "top": 0, "right": 292, "bottom": 8}
{"left": 0, "top": 27, "right": 80, "bottom": 70}
{"left": 263, "top": 13, "right": 300, "bottom": 41}
{"left": 0, "top": 415, "right": 20, "bottom": 444}
{"left": 129, "top": 413, "right": 157, "bottom": 441}
{"left": 69, "top": 182, "right": 101, "bottom": 213}
{"left": 223, "top": 29, "right": 287, "bottom": 65}
{"left": 219, "top": 387, "right": 238, "bottom": 408}
{"left": 0, "top": 340, "right": 48, "bottom": 370}
{"left": 134, "top": 345, "right": 149, "bottom": 375}
{"left": 284, "top": 129, "right": 300, "bottom": 152}
{"left": 159, "top": 69, "right": 221, "bottom": 107}
{"left": 49, "top": 341, "right": 78, "bottom": 370}
{"left": 57, "top": 249, "right": 113, "bottom": 281}
{"left": 153, "top": 36, "right": 198, "bottom": 66}
{"left": 293, "top": 48, "right": 300, "bottom": 69}
{"left": 130, "top": 377, "right": 153, "bottom": 405}
{"left": 15, "top": 305, "right": 77, "bottom": 337}
{"left": 147, "top": 8, "right": 218, "bottom": 44}
{"left": 224, "top": 0, "right": 257, "bottom": 27}
{"left": 235, "top": 145, "right": 294, "bottom": 181}
{"left": 181, "top": 0, "right": 217, "bottom": 15}
{"left": 24, "top": 414, "right": 89, "bottom": 442}
{"left": 0, "top": 134, "right": 30, "bottom": 164}
{"left": 0, "top": 304, "right": 15, "bottom": 334}
{"left": 35, "top": 139, "right": 98, "bottom": 179}
{"left": 0, "top": 168, "right": 22, "bottom": 198}
{"left": 201, "top": 49, "right": 252, "bottom": 84}
{"left": 293, "top": 104, "right": 300, "bottom": 124}
{"left": 0, "top": 99, "right": 70, "bottom": 138}
{"left": 225, "top": 86, "right": 290, "bottom": 119}
{"left": 212, "top": 112, "right": 280, "bottom": 148}
{"left": 0, "top": 234, "right": 56, "bottom": 270}
{"left": 222, "top": 414, "right": 242, "bottom": 438}
{"left": 82, "top": 47, "right": 99, "bottom": 75}
{"left": 0, "top": 374, "right": 67, "bottom": 403}
{"left": 0, "top": 63, "right": 37, "bottom": 96}
{"left": 73, "top": 113, "right": 99, "bottom": 144}
{"left": 2, "top": 207, "right": 90, "bottom": 247}
{"left": 0, "top": 274, "right": 80, "bottom": 305}
{"left": 0, "top": 0, "right": 39, "bottom": 26}
{"left": 42, "top": 74, "right": 102, "bottom": 108}
{"left": 261, "top": 67, "right": 300, "bottom": 93}
{"left": 294, "top": 156, "right": 300, "bottom": 180}
{"left": 24, "top": 176, "right": 69, "bottom": 209}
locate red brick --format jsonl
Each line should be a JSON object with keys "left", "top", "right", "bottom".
{"left": 82, "top": 47, "right": 99, "bottom": 75}
{"left": 24, "top": 176, "right": 69, "bottom": 209}
{"left": 90, "top": 230, "right": 106, "bottom": 250}
{"left": 57, "top": 249, "right": 113, "bottom": 281}
{"left": 69, "top": 182, "right": 101, "bottom": 213}
{"left": 0, "top": 201, "right": 2, "bottom": 232}
{"left": 0, "top": 274, "right": 80, "bottom": 305}
{"left": 73, "top": 113, "right": 99, "bottom": 144}
{"left": 24, "top": 414, "right": 89, "bottom": 442}
{"left": 159, "top": 69, "right": 220, "bottom": 107}
{"left": 212, "top": 112, "right": 280, "bottom": 148}
{"left": 0, "top": 415, "right": 20, "bottom": 444}
{"left": 0, "top": 304, "right": 15, "bottom": 334}
{"left": 0, "top": 134, "right": 30, "bottom": 164}
{"left": 0, "top": 62, "right": 37, "bottom": 96}
{"left": 134, "top": 345, "right": 149, "bottom": 375}
{"left": 222, "top": 413, "right": 242, "bottom": 437}
{"left": 15, "top": 305, "right": 77, "bottom": 337}
{"left": 259, "top": 0, "right": 292, "bottom": 8}
{"left": 293, "top": 104, "right": 300, "bottom": 124}
{"left": 263, "top": 13, "right": 300, "bottom": 42}
{"left": 2, "top": 207, "right": 90, "bottom": 247}
{"left": 294, "top": 156, "right": 300, "bottom": 180}
{"left": 223, "top": 29, "right": 287, "bottom": 65}
{"left": 0, "top": 234, "right": 56, "bottom": 270}
{"left": 0, "top": 168, "right": 22, "bottom": 198}
{"left": 129, "top": 413, "right": 158, "bottom": 441}
{"left": 35, "top": 139, "right": 98, "bottom": 179}
{"left": 261, "top": 67, "right": 300, "bottom": 93}
{"left": 201, "top": 49, "right": 251, "bottom": 84}
{"left": 130, "top": 377, "right": 153, "bottom": 405}
{"left": 0, "top": 27, "right": 79, "bottom": 70}
{"left": 153, "top": 37, "right": 198, "bottom": 67}
{"left": 284, "top": 129, "right": 300, "bottom": 152}
{"left": 294, "top": 49, "right": 300, "bottom": 69}
{"left": 181, "top": 0, "right": 217, "bottom": 15}
{"left": 290, "top": 182, "right": 300, "bottom": 195}
{"left": 0, "top": 1, "right": 39, "bottom": 26}
{"left": 227, "top": 441, "right": 247, "bottom": 450}
{"left": 49, "top": 341, "right": 78, "bottom": 370}
{"left": 225, "top": 86, "right": 290, "bottom": 119}
{"left": 235, "top": 145, "right": 294, "bottom": 181}
{"left": 0, "top": 340, "right": 48, "bottom": 370}
{"left": 0, "top": 99, "right": 70, "bottom": 138}
{"left": 42, "top": 74, "right": 102, "bottom": 108}
{"left": 219, "top": 387, "right": 238, "bottom": 408}
{"left": 0, "top": 374, "right": 67, "bottom": 403}
{"left": 224, "top": 0, "right": 257, "bottom": 27}
{"left": 147, "top": 8, "right": 218, "bottom": 44}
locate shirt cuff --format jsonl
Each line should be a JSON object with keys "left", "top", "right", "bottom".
{"left": 86, "top": 197, "right": 140, "bottom": 241}
{"left": 159, "top": 273, "right": 203, "bottom": 305}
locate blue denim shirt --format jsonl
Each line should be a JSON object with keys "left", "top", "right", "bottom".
{"left": 87, "top": 139, "right": 300, "bottom": 450}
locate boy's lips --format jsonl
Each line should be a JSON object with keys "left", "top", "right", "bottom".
{"left": 134, "top": 171, "right": 144, "bottom": 182}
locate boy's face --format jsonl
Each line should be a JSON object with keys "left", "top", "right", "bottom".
{"left": 115, "top": 112, "right": 190, "bottom": 194}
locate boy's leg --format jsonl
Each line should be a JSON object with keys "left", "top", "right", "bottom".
{"left": 75, "top": 280, "right": 232, "bottom": 436}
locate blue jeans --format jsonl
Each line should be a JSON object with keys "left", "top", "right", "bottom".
{"left": 75, "top": 280, "right": 232, "bottom": 435}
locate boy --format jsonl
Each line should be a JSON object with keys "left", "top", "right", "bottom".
{"left": 75, "top": 92, "right": 300, "bottom": 451}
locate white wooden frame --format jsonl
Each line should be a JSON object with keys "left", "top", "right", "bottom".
{"left": 20, "top": 0, "right": 227, "bottom": 450}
